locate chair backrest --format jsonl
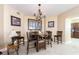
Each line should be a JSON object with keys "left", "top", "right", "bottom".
{"left": 46, "top": 31, "right": 52, "bottom": 39}
{"left": 27, "top": 31, "right": 38, "bottom": 41}
{"left": 16, "top": 31, "right": 21, "bottom": 36}
{"left": 57, "top": 31, "right": 62, "bottom": 36}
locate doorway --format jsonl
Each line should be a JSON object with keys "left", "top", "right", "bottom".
{"left": 65, "top": 17, "right": 79, "bottom": 45}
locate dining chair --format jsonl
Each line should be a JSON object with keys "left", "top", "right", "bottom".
{"left": 37, "top": 31, "right": 46, "bottom": 51}
{"left": 16, "top": 31, "right": 25, "bottom": 45}
{"left": 26, "top": 32, "right": 38, "bottom": 54}
{"left": 54, "top": 31, "right": 62, "bottom": 44}
{"left": 7, "top": 37, "right": 19, "bottom": 55}
{"left": 45, "top": 31, "right": 53, "bottom": 47}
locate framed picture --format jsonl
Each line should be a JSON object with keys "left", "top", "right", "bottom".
{"left": 48, "top": 21, "right": 54, "bottom": 27}
{"left": 11, "top": 16, "right": 21, "bottom": 26}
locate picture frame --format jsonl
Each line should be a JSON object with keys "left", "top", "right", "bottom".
{"left": 11, "top": 16, "right": 21, "bottom": 26}
{"left": 48, "top": 21, "right": 54, "bottom": 27}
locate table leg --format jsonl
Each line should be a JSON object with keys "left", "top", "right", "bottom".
{"left": 57, "top": 37, "right": 59, "bottom": 44}
{"left": 54, "top": 37, "right": 55, "bottom": 42}
{"left": 61, "top": 37, "right": 62, "bottom": 43}
{"left": 44, "top": 40, "right": 46, "bottom": 49}
{"left": 16, "top": 47, "right": 19, "bottom": 55}
{"left": 7, "top": 48, "right": 9, "bottom": 55}
{"left": 17, "top": 39, "right": 19, "bottom": 49}
{"left": 36, "top": 42, "right": 39, "bottom": 52}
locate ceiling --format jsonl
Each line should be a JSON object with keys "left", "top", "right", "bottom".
{"left": 9, "top": 4, "right": 78, "bottom": 16}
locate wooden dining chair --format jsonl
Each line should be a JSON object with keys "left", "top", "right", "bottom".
{"left": 36, "top": 31, "right": 46, "bottom": 52}
{"left": 26, "top": 32, "right": 37, "bottom": 54}
{"left": 16, "top": 31, "right": 25, "bottom": 45}
{"left": 45, "top": 31, "right": 53, "bottom": 47}
{"left": 7, "top": 44, "right": 19, "bottom": 55}
{"left": 7, "top": 37, "right": 19, "bottom": 55}
{"left": 54, "top": 31, "right": 62, "bottom": 44}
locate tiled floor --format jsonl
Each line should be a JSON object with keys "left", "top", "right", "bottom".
{"left": 2, "top": 40, "right": 79, "bottom": 55}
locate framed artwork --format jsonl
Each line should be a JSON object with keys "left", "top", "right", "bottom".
{"left": 28, "top": 19, "right": 42, "bottom": 30}
{"left": 11, "top": 16, "right": 21, "bottom": 26}
{"left": 48, "top": 21, "right": 54, "bottom": 27}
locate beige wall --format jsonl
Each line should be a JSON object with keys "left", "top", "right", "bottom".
{"left": 3, "top": 5, "right": 26, "bottom": 47}
{"left": 58, "top": 5, "right": 79, "bottom": 42}
{"left": 0, "top": 5, "right": 4, "bottom": 49}
{"left": 46, "top": 16, "right": 58, "bottom": 38}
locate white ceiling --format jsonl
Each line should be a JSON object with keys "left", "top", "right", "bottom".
{"left": 9, "top": 4, "right": 78, "bottom": 16}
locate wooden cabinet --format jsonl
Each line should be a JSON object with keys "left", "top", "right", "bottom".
{"left": 71, "top": 23, "right": 79, "bottom": 38}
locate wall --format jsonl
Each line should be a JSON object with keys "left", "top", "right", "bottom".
{"left": 0, "top": 5, "right": 4, "bottom": 49}
{"left": 65, "top": 18, "right": 72, "bottom": 43}
{"left": 23, "top": 16, "right": 36, "bottom": 41}
{"left": 46, "top": 16, "right": 58, "bottom": 38}
{"left": 4, "top": 5, "right": 26, "bottom": 46}
{"left": 57, "top": 5, "right": 79, "bottom": 42}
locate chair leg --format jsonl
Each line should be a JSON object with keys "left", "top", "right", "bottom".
{"left": 44, "top": 41, "right": 46, "bottom": 49}
{"left": 51, "top": 38, "right": 53, "bottom": 47}
{"left": 57, "top": 37, "right": 59, "bottom": 44}
{"left": 50, "top": 40, "right": 52, "bottom": 47}
{"left": 36, "top": 46, "right": 39, "bottom": 52}
{"left": 23, "top": 38, "right": 25, "bottom": 45}
{"left": 7, "top": 48, "right": 9, "bottom": 55}
{"left": 54, "top": 37, "right": 55, "bottom": 42}
{"left": 27, "top": 42, "right": 29, "bottom": 54}
{"left": 16, "top": 47, "right": 19, "bottom": 55}
{"left": 17, "top": 40, "right": 20, "bottom": 49}
{"left": 48, "top": 40, "right": 50, "bottom": 45}
{"left": 47, "top": 39, "right": 50, "bottom": 45}
{"left": 51, "top": 38, "right": 53, "bottom": 41}
{"left": 61, "top": 37, "right": 62, "bottom": 43}
{"left": 36, "top": 42, "right": 39, "bottom": 52}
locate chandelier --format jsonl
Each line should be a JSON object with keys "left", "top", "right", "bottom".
{"left": 34, "top": 4, "right": 46, "bottom": 21}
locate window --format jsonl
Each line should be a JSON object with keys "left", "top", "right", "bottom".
{"left": 28, "top": 19, "right": 42, "bottom": 30}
